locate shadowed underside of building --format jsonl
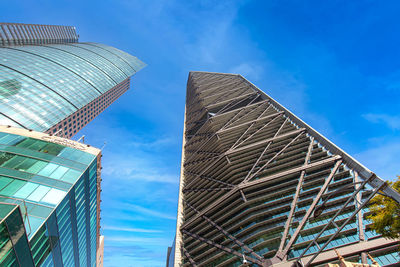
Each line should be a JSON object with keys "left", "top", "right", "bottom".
{"left": 171, "top": 72, "right": 400, "bottom": 267}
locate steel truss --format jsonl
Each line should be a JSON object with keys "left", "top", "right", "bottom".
{"left": 294, "top": 174, "right": 385, "bottom": 266}
{"left": 174, "top": 72, "right": 400, "bottom": 267}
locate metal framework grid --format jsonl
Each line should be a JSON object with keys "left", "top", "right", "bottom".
{"left": 174, "top": 72, "right": 400, "bottom": 267}
{"left": 0, "top": 23, "right": 78, "bottom": 46}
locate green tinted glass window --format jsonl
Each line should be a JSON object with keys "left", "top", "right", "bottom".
{"left": 2, "top": 155, "right": 24, "bottom": 168}
{"left": 14, "top": 157, "right": 37, "bottom": 171}
{"left": 14, "top": 182, "right": 39, "bottom": 198}
{"left": 61, "top": 169, "right": 81, "bottom": 183}
{"left": 0, "top": 132, "right": 99, "bottom": 266}
{"left": 40, "top": 143, "right": 64, "bottom": 156}
{"left": 30, "top": 225, "right": 51, "bottom": 266}
{"left": 37, "top": 163, "right": 58, "bottom": 177}
{"left": 15, "top": 138, "right": 36, "bottom": 149}
{"left": 0, "top": 179, "right": 25, "bottom": 196}
{"left": 27, "top": 185, "right": 50, "bottom": 202}
{"left": 24, "top": 140, "right": 47, "bottom": 151}
{"left": 0, "top": 152, "right": 13, "bottom": 165}
{"left": 49, "top": 166, "right": 68, "bottom": 180}
{"left": 0, "top": 176, "right": 13, "bottom": 191}
{"left": 41, "top": 188, "right": 66, "bottom": 205}
{"left": 26, "top": 161, "right": 47, "bottom": 174}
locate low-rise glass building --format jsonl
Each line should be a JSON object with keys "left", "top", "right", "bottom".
{"left": 0, "top": 125, "right": 102, "bottom": 266}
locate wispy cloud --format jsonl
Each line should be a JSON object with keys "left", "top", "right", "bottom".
{"left": 125, "top": 204, "right": 176, "bottom": 220}
{"left": 182, "top": 1, "right": 245, "bottom": 65}
{"left": 355, "top": 140, "right": 400, "bottom": 181}
{"left": 102, "top": 154, "right": 179, "bottom": 184}
{"left": 100, "top": 134, "right": 180, "bottom": 184}
{"left": 362, "top": 113, "right": 400, "bottom": 130}
{"left": 103, "top": 244, "right": 166, "bottom": 267}
{"left": 106, "top": 236, "right": 168, "bottom": 244}
{"left": 103, "top": 225, "right": 163, "bottom": 233}
{"left": 230, "top": 62, "right": 264, "bottom": 81}
{"left": 128, "top": 137, "right": 175, "bottom": 149}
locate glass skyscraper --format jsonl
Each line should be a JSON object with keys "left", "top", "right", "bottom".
{"left": 170, "top": 72, "right": 400, "bottom": 266}
{"left": 0, "top": 125, "right": 101, "bottom": 266}
{"left": 0, "top": 22, "right": 145, "bottom": 138}
{"left": 0, "top": 22, "right": 145, "bottom": 266}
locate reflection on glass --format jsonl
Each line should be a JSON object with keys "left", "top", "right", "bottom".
{"left": 0, "top": 79, "right": 21, "bottom": 99}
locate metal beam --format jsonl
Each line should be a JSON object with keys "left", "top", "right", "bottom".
{"left": 240, "top": 189, "right": 247, "bottom": 202}
{"left": 238, "top": 155, "right": 341, "bottom": 190}
{"left": 182, "top": 229, "right": 263, "bottom": 266}
{"left": 241, "top": 117, "right": 289, "bottom": 183}
{"left": 295, "top": 237, "right": 397, "bottom": 266}
{"left": 185, "top": 95, "right": 263, "bottom": 164}
{"left": 184, "top": 154, "right": 221, "bottom": 167}
{"left": 354, "top": 171, "right": 365, "bottom": 242}
{"left": 184, "top": 201, "right": 263, "bottom": 262}
{"left": 364, "top": 173, "right": 400, "bottom": 205}
{"left": 226, "top": 128, "right": 305, "bottom": 156}
{"left": 184, "top": 155, "right": 226, "bottom": 189}
{"left": 239, "top": 75, "right": 400, "bottom": 206}
{"left": 243, "top": 132, "right": 304, "bottom": 183}
{"left": 204, "top": 85, "right": 251, "bottom": 107}
{"left": 183, "top": 186, "right": 233, "bottom": 193}
{"left": 277, "top": 137, "right": 314, "bottom": 255}
{"left": 230, "top": 113, "right": 283, "bottom": 151}
{"left": 182, "top": 156, "right": 341, "bottom": 229}
{"left": 278, "top": 160, "right": 342, "bottom": 259}
{"left": 184, "top": 171, "right": 234, "bottom": 187}
{"left": 185, "top": 100, "right": 274, "bottom": 188}
{"left": 300, "top": 174, "right": 385, "bottom": 266}
{"left": 213, "top": 99, "right": 269, "bottom": 121}
{"left": 207, "top": 92, "right": 256, "bottom": 112}
{"left": 177, "top": 73, "right": 400, "bottom": 267}
{"left": 182, "top": 247, "right": 198, "bottom": 266}
{"left": 196, "top": 77, "right": 242, "bottom": 96}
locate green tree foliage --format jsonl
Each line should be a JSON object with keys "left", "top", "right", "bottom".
{"left": 368, "top": 176, "right": 400, "bottom": 239}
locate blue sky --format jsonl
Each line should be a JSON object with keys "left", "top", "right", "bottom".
{"left": 2, "top": 0, "right": 400, "bottom": 266}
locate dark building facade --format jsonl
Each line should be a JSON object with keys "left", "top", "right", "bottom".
{"left": 0, "top": 23, "right": 145, "bottom": 138}
{"left": 170, "top": 72, "right": 400, "bottom": 266}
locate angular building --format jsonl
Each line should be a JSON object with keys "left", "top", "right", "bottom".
{"left": 171, "top": 72, "right": 400, "bottom": 266}
{"left": 0, "top": 125, "right": 101, "bottom": 266}
{"left": 0, "top": 22, "right": 145, "bottom": 138}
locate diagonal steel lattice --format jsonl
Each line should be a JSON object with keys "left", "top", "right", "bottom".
{"left": 175, "top": 72, "right": 400, "bottom": 267}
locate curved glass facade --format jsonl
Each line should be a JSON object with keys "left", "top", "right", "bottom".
{"left": 0, "top": 42, "right": 145, "bottom": 132}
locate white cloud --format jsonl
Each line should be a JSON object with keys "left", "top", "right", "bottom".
{"left": 103, "top": 225, "right": 163, "bottom": 233}
{"left": 355, "top": 141, "right": 400, "bottom": 181}
{"left": 128, "top": 137, "right": 175, "bottom": 149}
{"left": 230, "top": 62, "right": 264, "bottom": 81}
{"left": 97, "top": 132, "right": 180, "bottom": 184}
{"left": 182, "top": 2, "right": 244, "bottom": 65}
{"left": 106, "top": 236, "right": 168, "bottom": 244}
{"left": 125, "top": 204, "right": 176, "bottom": 220}
{"left": 102, "top": 153, "right": 179, "bottom": 184}
{"left": 362, "top": 113, "right": 400, "bottom": 130}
